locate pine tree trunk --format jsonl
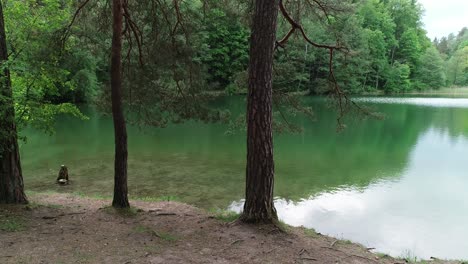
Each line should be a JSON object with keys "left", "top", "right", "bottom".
{"left": 111, "top": 0, "right": 129, "bottom": 208}
{"left": 240, "top": 0, "right": 279, "bottom": 223}
{"left": 0, "top": 0, "right": 27, "bottom": 204}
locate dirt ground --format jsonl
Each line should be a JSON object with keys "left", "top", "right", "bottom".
{"left": 0, "top": 193, "right": 462, "bottom": 264}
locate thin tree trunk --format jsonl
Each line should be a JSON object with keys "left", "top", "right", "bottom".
{"left": 111, "top": 0, "right": 129, "bottom": 208}
{"left": 375, "top": 73, "right": 379, "bottom": 89}
{"left": 390, "top": 46, "right": 396, "bottom": 65}
{"left": 240, "top": 0, "right": 278, "bottom": 223}
{"left": 453, "top": 58, "right": 459, "bottom": 85}
{"left": 0, "top": 0, "right": 27, "bottom": 204}
{"left": 362, "top": 73, "right": 368, "bottom": 89}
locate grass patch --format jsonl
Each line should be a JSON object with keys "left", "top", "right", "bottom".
{"left": 209, "top": 209, "right": 240, "bottom": 222}
{"left": 102, "top": 206, "right": 139, "bottom": 217}
{"left": 26, "top": 190, "right": 112, "bottom": 201}
{"left": 275, "top": 220, "right": 292, "bottom": 232}
{"left": 156, "top": 231, "right": 178, "bottom": 242}
{"left": 74, "top": 192, "right": 112, "bottom": 200}
{"left": 24, "top": 202, "right": 41, "bottom": 210}
{"left": 375, "top": 252, "right": 390, "bottom": 259}
{"left": 25, "top": 190, "right": 57, "bottom": 196}
{"left": 25, "top": 190, "right": 180, "bottom": 204}
{"left": 301, "top": 226, "right": 319, "bottom": 238}
{"left": 399, "top": 249, "right": 418, "bottom": 263}
{"left": 134, "top": 196, "right": 180, "bottom": 202}
{"left": 75, "top": 192, "right": 180, "bottom": 203}
{"left": 338, "top": 239, "right": 353, "bottom": 245}
{"left": 45, "top": 204, "right": 64, "bottom": 209}
{"left": 0, "top": 216, "right": 26, "bottom": 232}
{"left": 133, "top": 225, "right": 153, "bottom": 233}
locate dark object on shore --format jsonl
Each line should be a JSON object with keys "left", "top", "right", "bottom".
{"left": 56, "top": 165, "right": 69, "bottom": 185}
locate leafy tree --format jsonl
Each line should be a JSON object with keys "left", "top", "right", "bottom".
{"left": 269, "top": 0, "right": 437, "bottom": 94}
{"left": 4, "top": 0, "right": 87, "bottom": 132}
{"left": 0, "top": 0, "right": 27, "bottom": 204}
{"left": 329, "top": 13, "right": 371, "bottom": 93}
{"left": 435, "top": 36, "right": 451, "bottom": 56}
{"left": 359, "top": 0, "right": 396, "bottom": 51}
{"left": 442, "top": 28, "right": 468, "bottom": 87}
{"left": 385, "top": 62, "right": 411, "bottom": 92}
{"left": 447, "top": 46, "right": 468, "bottom": 86}
{"left": 398, "top": 28, "right": 422, "bottom": 72}
{"left": 199, "top": 8, "right": 249, "bottom": 89}
{"left": 414, "top": 46, "right": 446, "bottom": 89}
{"left": 364, "top": 29, "right": 388, "bottom": 89}
{"left": 49, "top": 50, "right": 99, "bottom": 103}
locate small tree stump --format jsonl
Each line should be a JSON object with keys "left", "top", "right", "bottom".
{"left": 56, "top": 165, "right": 69, "bottom": 185}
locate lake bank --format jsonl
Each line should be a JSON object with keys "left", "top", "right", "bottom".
{"left": 402, "top": 87, "right": 468, "bottom": 96}
{"left": 1, "top": 192, "right": 459, "bottom": 264}
{"left": 208, "top": 86, "right": 468, "bottom": 97}
{"left": 18, "top": 96, "right": 468, "bottom": 259}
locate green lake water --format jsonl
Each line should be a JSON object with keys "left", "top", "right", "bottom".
{"left": 20, "top": 96, "right": 468, "bottom": 260}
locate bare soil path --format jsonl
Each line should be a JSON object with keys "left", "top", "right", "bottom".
{"left": 0, "top": 193, "right": 461, "bottom": 264}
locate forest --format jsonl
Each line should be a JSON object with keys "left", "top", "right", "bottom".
{"left": 2, "top": 0, "right": 468, "bottom": 109}
{"left": 1, "top": 0, "right": 468, "bottom": 263}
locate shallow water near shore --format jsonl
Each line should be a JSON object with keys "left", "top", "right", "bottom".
{"left": 20, "top": 96, "right": 468, "bottom": 260}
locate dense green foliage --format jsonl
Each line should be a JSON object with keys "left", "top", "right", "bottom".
{"left": 4, "top": 0, "right": 87, "bottom": 132}
{"left": 272, "top": 0, "right": 445, "bottom": 93}
{"left": 198, "top": 8, "right": 249, "bottom": 90}
{"left": 2, "top": 0, "right": 466, "bottom": 131}
{"left": 435, "top": 28, "right": 468, "bottom": 87}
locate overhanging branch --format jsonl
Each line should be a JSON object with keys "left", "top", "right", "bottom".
{"left": 61, "top": 0, "right": 92, "bottom": 49}
{"left": 276, "top": 0, "right": 373, "bottom": 129}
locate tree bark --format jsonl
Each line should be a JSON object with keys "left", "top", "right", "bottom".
{"left": 240, "top": 0, "right": 279, "bottom": 223}
{"left": 111, "top": 0, "right": 129, "bottom": 208}
{"left": 0, "top": 0, "right": 27, "bottom": 204}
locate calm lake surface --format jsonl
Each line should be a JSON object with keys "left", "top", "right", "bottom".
{"left": 20, "top": 96, "right": 468, "bottom": 260}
